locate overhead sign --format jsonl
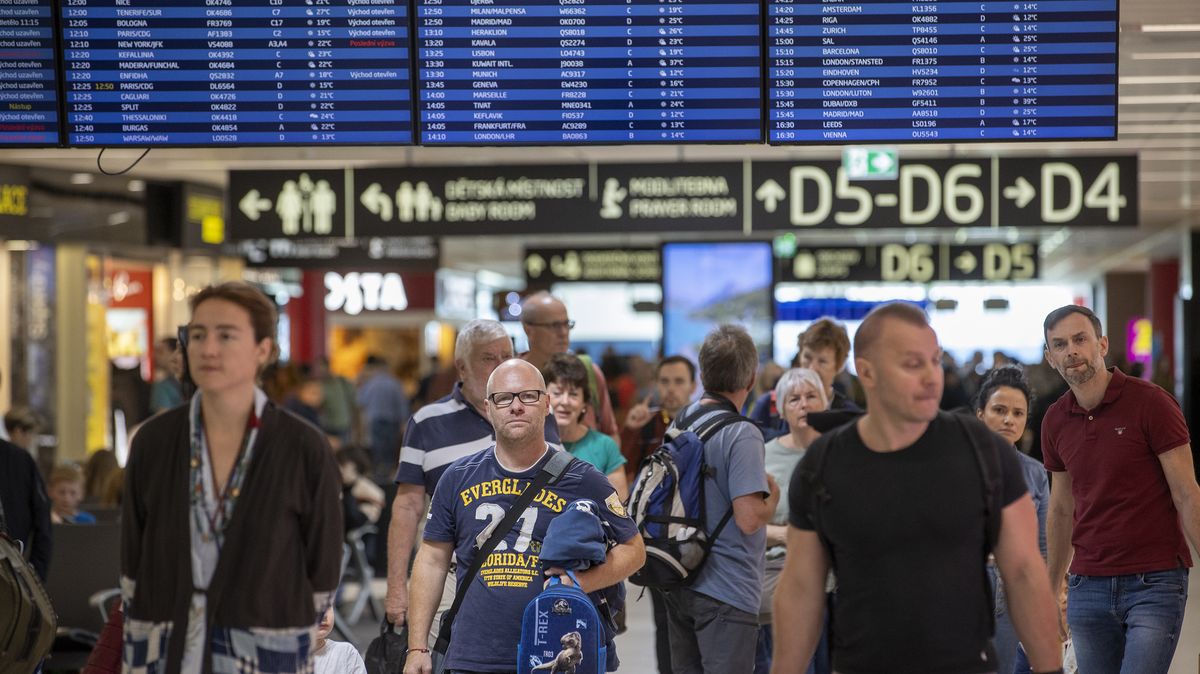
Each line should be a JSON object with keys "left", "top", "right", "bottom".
{"left": 780, "top": 243, "right": 1039, "bottom": 284}
{"left": 351, "top": 163, "right": 742, "bottom": 237}
{"left": 752, "top": 156, "right": 1137, "bottom": 230}
{"left": 229, "top": 236, "right": 439, "bottom": 270}
{"left": 322, "top": 271, "right": 435, "bottom": 315}
{"left": 0, "top": 165, "right": 31, "bottom": 234}
{"left": 230, "top": 156, "right": 1135, "bottom": 239}
{"left": 227, "top": 170, "right": 346, "bottom": 240}
{"left": 524, "top": 248, "right": 662, "bottom": 286}
{"left": 843, "top": 147, "right": 898, "bottom": 181}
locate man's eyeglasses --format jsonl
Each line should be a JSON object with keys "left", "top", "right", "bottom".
{"left": 488, "top": 390, "right": 546, "bottom": 408}
{"left": 524, "top": 320, "right": 575, "bottom": 331}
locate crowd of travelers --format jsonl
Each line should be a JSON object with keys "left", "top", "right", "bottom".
{"left": 2, "top": 280, "right": 1198, "bottom": 674}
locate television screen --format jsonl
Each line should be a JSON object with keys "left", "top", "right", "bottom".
{"left": 60, "top": 0, "right": 413, "bottom": 146}
{"left": 414, "top": 0, "right": 763, "bottom": 144}
{"left": 0, "top": 0, "right": 60, "bottom": 146}
{"left": 765, "top": 0, "right": 1118, "bottom": 143}
{"left": 662, "top": 241, "right": 773, "bottom": 365}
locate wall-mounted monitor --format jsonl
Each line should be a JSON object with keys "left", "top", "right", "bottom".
{"left": 0, "top": 0, "right": 60, "bottom": 146}
{"left": 766, "top": 0, "right": 1118, "bottom": 143}
{"left": 414, "top": 0, "right": 763, "bottom": 144}
{"left": 662, "top": 241, "right": 773, "bottom": 365}
{"left": 60, "top": 0, "right": 413, "bottom": 146}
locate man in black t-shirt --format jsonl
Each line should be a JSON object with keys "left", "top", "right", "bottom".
{"left": 771, "top": 302, "right": 1062, "bottom": 674}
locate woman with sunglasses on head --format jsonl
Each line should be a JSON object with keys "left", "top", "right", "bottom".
{"left": 121, "top": 282, "right": 344, "bottom": 674}
{"left": 974, "top": 365, "right": 1050, "bottom": 674}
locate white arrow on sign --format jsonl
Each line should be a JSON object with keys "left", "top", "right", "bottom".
{"left": 525, "top": 253, "right": 547, "bottom": 279}
{"left": 955, "top": 251, "right": 978, "bottom": 274}
{"left": 870, "top": 152, "right": 895, "bottom": 174}
{"left": 1003, "top": 176, "right": 1036, "bottom": 209}
{"left": 360, "top": 182, "right": 394, "bottom": 222}
{"left": 238, "top": 189, "right": 272, "bottom": 221}
{"left": 755, "top": 179, "right": 786, "bottom": 213}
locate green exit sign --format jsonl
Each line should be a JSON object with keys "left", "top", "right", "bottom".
{"left": 843, "top": 147, "right": 898, "bottom": 180}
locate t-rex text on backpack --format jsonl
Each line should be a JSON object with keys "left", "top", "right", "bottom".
{"left": 625, "top": 401, "right": 745, "bottom": 590}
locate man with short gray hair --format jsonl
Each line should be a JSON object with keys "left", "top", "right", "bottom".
{"left": 665, "top": 324, "right": 779, "bottom": 674}
{"left": 384, "top": 320, "right": 561, "bottom": 639}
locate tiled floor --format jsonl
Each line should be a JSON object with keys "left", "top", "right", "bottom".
{"left": 351, "top": 559, "right": 1200, "bottom": 673}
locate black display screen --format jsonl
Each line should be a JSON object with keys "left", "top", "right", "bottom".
{"left": 0, "top": 0, "right": 59, "bottom": 146}
{"left": 414, "top": 0, "right": 763, "bottom": 144}
{"left": 766, "top": 0, "right": 1118, "bottom": 143}
{"left": 60, "top": 0, "right": 413, "bottom": 146}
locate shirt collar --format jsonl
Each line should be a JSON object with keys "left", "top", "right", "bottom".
{"left": 1068, "top": 366, "right": 1126, "bottom": 414}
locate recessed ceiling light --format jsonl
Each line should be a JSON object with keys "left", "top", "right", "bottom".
{"left": 1120, "top": 75, "right": 1200, "bottom": 85}
{"left": 127, "top": 179, "right": 145, "bottom": 192}
{"left": 1140, "top": 24, "right": 1200, "bottom": 32}
{"left": 70, "top": 173, "right": 94, "bottom": 185}
{"left": 1131, "top": 52, "right": 1200, "bottom": 60}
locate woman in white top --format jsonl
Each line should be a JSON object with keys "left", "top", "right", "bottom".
{"left": 756, "top": 367, "right": 830, "bottom": 674}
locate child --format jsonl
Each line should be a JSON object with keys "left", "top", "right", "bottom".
{"left": 313, "top": 606, "right": 365, "bottom": 674}
{"left": 48, "top": 464, "right": 96, "bottom": 524}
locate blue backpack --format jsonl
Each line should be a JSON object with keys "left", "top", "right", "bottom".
{"left": 518, "top": 570, "right": 605, "bottom": 674}
{"left": 626, "top": 402, "right": 745, "bottom": 589}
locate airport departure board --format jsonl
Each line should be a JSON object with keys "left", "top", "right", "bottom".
{"left": 0, "top": 0, "right": 59, "bottom": 146}
{"left": 414, "top": 0, "right": 762, "bottom": 144}
{"left": 60, "top": 0, "right": 413, "bottom": 146}
{"left": 766, "top": 0, "right": 1118, "bottom": 143}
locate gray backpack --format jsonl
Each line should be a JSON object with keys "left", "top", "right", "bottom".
{"left": 0, "top": 496, "right": 57, "bottom": 674}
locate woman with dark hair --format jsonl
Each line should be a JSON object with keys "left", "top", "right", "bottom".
{"left": 542, "top": 353, "right": 628, "bottom": 500}
{"left": 121, "top": 281, "right": 344, "bottom": 674}
{"left": 974, "top": 365, "right": 1050, "bottom": 674}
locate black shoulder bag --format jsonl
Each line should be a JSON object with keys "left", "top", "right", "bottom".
{"left": 432, "top": 449, "right": 575, "bottom": 657}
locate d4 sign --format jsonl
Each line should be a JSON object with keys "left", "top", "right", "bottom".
{"left": 324, "top": 272, "right": 409, "bottom": 315}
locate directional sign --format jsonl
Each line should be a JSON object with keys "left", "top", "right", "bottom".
{"left": 524, "top": 248, "right": 661, "bottom": 286}
{"left": 352, "top": 163, "right": 742, "bottom": 236}
{"left": 751, "top": 156, "right": 1137, "bottom": 230}
{"left": 778, "top": 243, "right": 1038, "bottom": 283}
{"left": 228, "top": 237, "right": 439, "bottom": 270}
{"left": 998, "top": 157, "right": 1138, "bottom": 228}
{"left": 843, "top": 147, "right": 899, "bottom": 181}
{"left": 227, "top": 170, "right": 346, "bottom": 241}
{"left": 229, "top": 156, "right": 1136, "bottom": 239}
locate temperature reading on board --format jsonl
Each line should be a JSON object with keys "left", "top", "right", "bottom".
{"left": 766, "top": 0, "right": 1117, "bottom": 143}
{"left": 59, "top": 0, "right": 414, "bottom": 146}
{"left": 414, "top": 0, "right": 763, "bottom": 144}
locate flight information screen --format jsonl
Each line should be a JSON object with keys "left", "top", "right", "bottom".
{"left": 60, "top": 0, "right": 413, "bottom": 146}
{"left": 0, "top": 0, "right": 59, "bottom": 146}
{"left": 766, "top": 0, "right": 1118, "bottom": 143}
{"left": 415, "top": 0, "right": 762, "bottom": 144}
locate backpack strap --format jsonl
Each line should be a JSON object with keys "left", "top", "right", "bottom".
{"left": 949, "top": 412, "right": 1002, "bottom": 554}
{"left": 672, "top": 401, "right": 750, "bottom": 553}
{"left": 798, "top": 429, "right": 838, "bottom": 556}
{"left": 434, "top": 449, "right": 576, "bottom": 655}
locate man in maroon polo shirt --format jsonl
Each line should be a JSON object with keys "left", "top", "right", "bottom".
{"left": 1042, "top": 305, "right": 1200, "bottom": 674}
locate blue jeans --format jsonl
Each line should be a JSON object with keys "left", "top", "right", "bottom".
{"left": 988, "top": 566, "right": 1032, "bottom": 674}
{"left": 1066, "top": 568, "right": 1189, "bottom": 674}
{"left": 753, "top": 603, "right": 832, "bottom": 674}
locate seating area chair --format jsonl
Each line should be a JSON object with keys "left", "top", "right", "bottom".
{"left": 43, "top": 522, "right": 121, "bottom": 670}
{"left": 336, "top": 523, "right": 384, "bottom": 627}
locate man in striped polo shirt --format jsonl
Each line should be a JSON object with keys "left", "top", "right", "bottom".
{"left": 384, "top": 319, "right": 561, "bottom": 650}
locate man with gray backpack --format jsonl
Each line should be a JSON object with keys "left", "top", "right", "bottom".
{"left": 629, "top": 324, "right": 779, "bottom": 674}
